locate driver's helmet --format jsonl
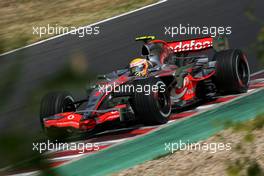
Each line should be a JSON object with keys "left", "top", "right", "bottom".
{"left": 129, "top": 58, "right": 149, "bottom": 77}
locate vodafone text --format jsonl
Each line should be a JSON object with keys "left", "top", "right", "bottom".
{"left": 168, "top": 38, "right": 213, "bottom": 52}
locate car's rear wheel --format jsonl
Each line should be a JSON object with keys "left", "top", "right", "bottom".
{"left": 213, "top": 49, "right": 250, "bottom": 94}
{"left": 133, "top": 78, "right": 171, "bottom": 125}
{"left": 40, "top": 91, "right": 76, "bottom": 138}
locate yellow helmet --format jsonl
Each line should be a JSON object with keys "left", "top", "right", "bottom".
{"left": 129, "top": 58, "right": 149, "bottom": 77}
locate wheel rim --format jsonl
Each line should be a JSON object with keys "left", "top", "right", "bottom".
{"left": 154, "top": 81, "right": 171, "bottom": 117}
{"left": 157, "top": 92, "right": 167, "bottom": 109}
{"left": 236, "top": 54, "right": 250, "bottom": 87}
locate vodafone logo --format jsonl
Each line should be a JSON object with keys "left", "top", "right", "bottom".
{"left": 168, "top": 37, "right": 213, "bottom": 52}
{"left": 67, "top": 114, "right": 75, "bottom": 120}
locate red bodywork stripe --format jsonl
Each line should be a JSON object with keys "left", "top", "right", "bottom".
{"left": 189, "top": 70, "right": 216, "bottom": 81}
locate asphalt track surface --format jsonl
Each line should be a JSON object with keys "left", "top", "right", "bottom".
{"left": 0, "top": 0, "right": 264, "bottom": 143}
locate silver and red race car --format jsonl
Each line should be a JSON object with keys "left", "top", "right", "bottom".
{"left": 40, "top": 36, "right": 250, "bottom": 138}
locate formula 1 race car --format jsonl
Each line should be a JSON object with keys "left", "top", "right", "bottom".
{"left": 40, "top": 35, "right": 250, "bottom": 138}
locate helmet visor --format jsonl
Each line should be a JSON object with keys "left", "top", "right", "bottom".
{"left": 130, "top": 65, "right": 144, "bottom": 75}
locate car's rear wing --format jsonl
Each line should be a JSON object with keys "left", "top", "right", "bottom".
{"left": 167, "top": 37, "right": 213, "bottom": 53}
{"left": 136, "top": 35, "right": 229, "bottom": 53}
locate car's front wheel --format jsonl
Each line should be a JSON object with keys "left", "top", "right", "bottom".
{"left": 40, "top": 91, "right": 76, "bottom": 138}
{"left": 133, "top": 78, "right": 171, "bottom": 125}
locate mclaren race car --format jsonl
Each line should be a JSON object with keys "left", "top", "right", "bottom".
{"left": 40, "top": 35, "right": 250, "bottom": 138}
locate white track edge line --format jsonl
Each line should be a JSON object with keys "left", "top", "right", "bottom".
{"left": 0, "top": 0, "right": 167, "bottom": 57}
{"left": 251, "top": 69, "right": 264, "bottom": 76}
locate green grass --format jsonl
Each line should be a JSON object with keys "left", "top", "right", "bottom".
{"left": 0, "top": 0, "right": 157, "bottom": 53}
{"left": 231, "top": 113, "right": 264, "bottom": 132}
{"left": 225, "top": 113, "right": 264, "bottom": 176}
